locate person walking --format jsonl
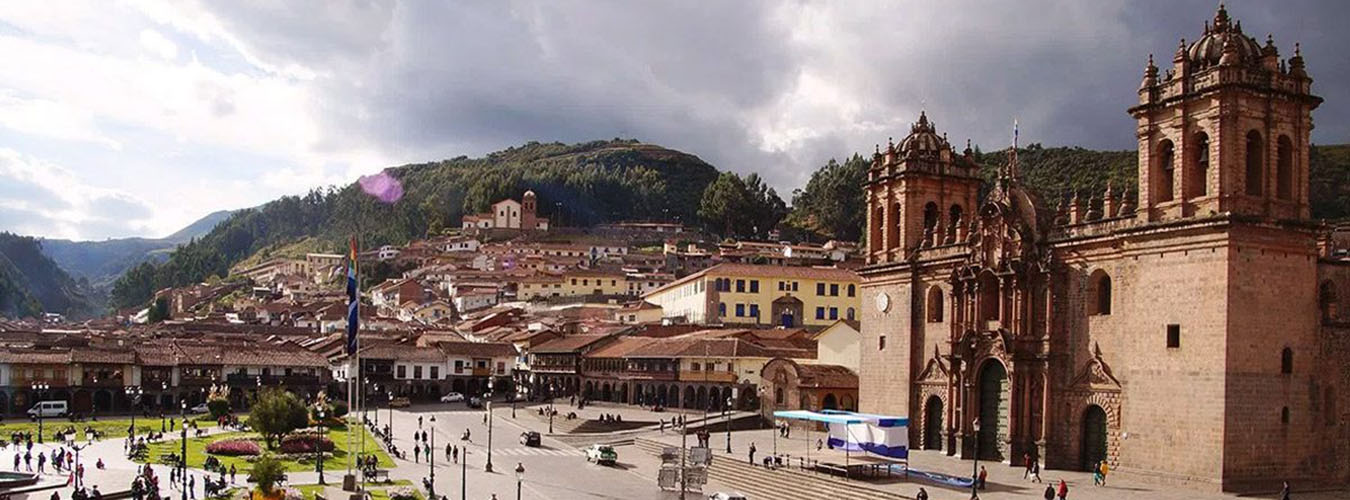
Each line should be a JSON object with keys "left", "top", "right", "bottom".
{"left": 24, "top": 451, "right": 31, "bottom": 472}
{"left": 413, "top": 443, "right": 420, "bottom": 463}
{"left": 418, "top": 416, "right": 423, "bottom": 428}
{"left": 1281, "top": 481, "right": 1292, "bottom": 500}
{"left": 978, "top": 465, "right": 987, "bottom": 490}
{"left": 445, "top": 443, "right": 451, "bottom": 461}
{"left": 1057, "top": 479, "right": 1068, "bottom": 500}
{"left": 916, "top": 487, "right": 928, "bottom": 500}
{"left": 748, "top": 443, "right": 756, "bottom": 465}
{"left": 1030, "top": 459, "right": 1043, "bottom": 483}
{"left": 1092, "top": 461, "right": 1103, "bottom": 486}
{"left": 1043, "top": 483, "right": 1056, "bottom": 500}
{"left": 37, "top": 452, "right": 45, "bottom": 474}
{"left": 1098, "top": 460, "right": 1109, "bottom": 486}
{"left": 188, "top": 474, "right": 195, "bottom": 500}
{"left": 452, "top": 446, "right": 458, "bottom": 464}
{"left": 1023, "top": 453, "right": 1032, "bottom": 479}
{"left": 229, "top": 464, "right": 236, "bottom": 484}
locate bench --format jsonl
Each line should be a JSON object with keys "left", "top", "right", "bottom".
{"left": 363, "top": 469, "right": 391, "bottom": 483}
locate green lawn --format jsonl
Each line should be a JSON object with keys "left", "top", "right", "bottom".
{"left": 136, "top": 426, "right": 394, "bottom": 474}
{"left": 0, "top": 415, "right": 217, "bottom": 442}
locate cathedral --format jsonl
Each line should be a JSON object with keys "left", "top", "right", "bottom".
{"left": 857, "top": 5, "right": 1348, "bottom": 492}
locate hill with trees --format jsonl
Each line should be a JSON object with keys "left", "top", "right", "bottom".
{"left": 0, "top": 232, "right": 94, "bottom": 319}
{"left": 108, "top": 139, "right": 720, "bottom": 310}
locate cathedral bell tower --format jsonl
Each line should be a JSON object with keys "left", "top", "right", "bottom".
{"left": 865, "top": 112, "right": 982, "bottom": 264}
{"left": 1129, "top": 4, "right": 1321, "bottom": 222}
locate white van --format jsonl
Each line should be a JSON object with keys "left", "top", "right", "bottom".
{"left": 27, "top": 401, "right": 67, "bottom": 419}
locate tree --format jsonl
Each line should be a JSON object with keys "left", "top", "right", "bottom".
{"left": 698, "top": 172, "right": 786, "bottom": 239}
{"left": 147, "top": 296, "right": 170, "bottom": 323}
{"left": 248, "top": 388, "right": 309, "bottom": 449}
{"left": 788, "top": 154, "right": 868, "bottom": 242}
{"left": 248, "top": 454, "right": 287, "bottom": 494}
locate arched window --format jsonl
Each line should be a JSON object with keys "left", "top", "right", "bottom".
{"left": 1089, "top": 270, "right": 1111, "bottom": 316}
{"left": 718, "top": 303, "right": 726, "bottom": 317}
{"left": 1192, "top": 132, "right": 1209, "bottom": 197}
{"left": 926, "top": 286, "right": 944, "bottom": 322}
{"left": 1281, "top": 347, "right": 1293, "bottom": 375}
{"left": 1276, "top": 135, "right": 1293, "bottom": 200}
{"left": 1246, "top": 130, "right": 1264, "bottom": 196}
{"left": 923, "top": 202, "right": 939, "bottom": 231}
{"left": 1281, "top": 406, "right": 1290, "bottom": 425}
{"left": 891, "top": 204, "right": 903, "bottom": 248}
{"left": 949, "top": 205, "right": 963, "bottom": 228}
{"left": 1321, "top": 281, "right": 1339, "bottom": 322}
{"left": 847, "top": 284, "right": 856, "bottom": 297}
{"left": 846, "top": 307, "right": 855, "bottom": 321}
{"left": 978, "top": 272, "right": 1000, "bottom": 321}
{"left": 774, "top": 387, "right": 784, "bottom": 406}
{"left": 1157, "top": 139, "right": 1175, "bottom": 202}
{"left": 871, "top": 206, "right": 884, "bottom": 252}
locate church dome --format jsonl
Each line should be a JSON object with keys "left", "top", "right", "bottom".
{"left": 1186, "top": 4, "right": 1263, "bottom": 68}
{"left": 899, "top": 111, "right": 951, "bottom": 157}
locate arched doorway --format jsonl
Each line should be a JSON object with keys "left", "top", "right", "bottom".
{"left": 772, "top": 296, "right": 804, "bottom": 328}
{"left": 601, "top": 383, "right": 612, "bottom": 401}
{"left": 93, "top": 390, "right": 113, "bottom": 413}
{"left": 683, "top": 386, "right": 695, "bottom": 408}
{"left": 822, "top": 393, "right": 838, "bottom": 410}
{"left": 668, "top": 386, "right": 679, "bottom": 408}
{"left": 618, "top": 384, "right": 628, "bottom": 404}
{"left": 924, "top": 395, "right": 943, "bottom": 450}
{"left": 584, "top": 381, "right": 594, "bottom": 399}
{"left": 696, "top": 387, "right": 708, "bottom": 410}
{"left": 635, "top": 384, "right": 644, "bottom": 405}
{"left": 977, "top": 361, "right": 1008, "bottom": 461}
{"left": 1081, "top": 405, "right": 1108, "bottom": 471}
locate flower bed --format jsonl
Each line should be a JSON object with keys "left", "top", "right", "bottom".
{"left": 278, "top": 433, "right": 335, "bottom": 454}
{"left": 387, "top": 487, "right": 416, "bottom": 500}
{"left": 206, "top": 438, "right": 262, "bottom": 456}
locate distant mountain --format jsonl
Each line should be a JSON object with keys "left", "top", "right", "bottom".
{"left": 0, "top": 232, "right": 94, "bottom": 319}
{"left": 109, "top": 139, "right": 722, "bottom": 309}
{"left": 39, "top": 210, "right": 236, "bottom": 290}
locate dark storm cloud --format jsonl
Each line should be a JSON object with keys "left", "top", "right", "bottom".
{"left": 195, "top": 0, "right": 1350, "bottom": 195}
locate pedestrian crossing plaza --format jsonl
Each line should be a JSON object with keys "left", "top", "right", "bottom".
{"left": 488, "top": 446, "right": 585, "bottom": 457}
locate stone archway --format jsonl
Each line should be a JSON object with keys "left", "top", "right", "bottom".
{"left": 822, "top": 393, "right": 838, "bottom": 410}
{"left": 93, "top": 390, "right": 113, "bottom": 413}
{"left": 977, "top": 360, "right": 1009, "bottom": 461}
{"left": 924, "top": 395, "right": 944, "bottom": 450}
{"left": 602, "top": 384, "right": 612, "bottom": 401}
{"left": 684, "top": 386, "right": 695, "bottom": 408}
{"left": 668, "top": 385, "right": 679, "bottom": 408}
{"left": 1081, "top": 405, "right": 1108, "bottom": 471}
{"left": 771, "top": 296, "right": 804, "bottom": 328}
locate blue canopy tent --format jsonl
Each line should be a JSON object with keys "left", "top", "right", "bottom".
{"left": 773, "top": 409, "right": 909, "bottom": 478}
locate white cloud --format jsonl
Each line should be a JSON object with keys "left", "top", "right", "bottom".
{"left": 0, "top": 148, "right": 155, "bottom": 239}
{"left": 138, "top": 29, "right": 178, "bottom": 60}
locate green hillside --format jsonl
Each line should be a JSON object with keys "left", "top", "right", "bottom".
{"left": 0, "top": 233, "right": 94, "bottom": 319}
{"left": 109, "top": 139, "right": 720, "bottom": 309}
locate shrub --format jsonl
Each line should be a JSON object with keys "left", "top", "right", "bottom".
{"left": 387, "top": 487, "right": 416, "bottom": 500}
{"left": 208, "top": 399, "right": 231, "bottom": 419}
{"left": 205, "top": 438, "right": 262, "bottom": 456}
{"left": 278, "top": 433, "right": 335, "bottom": 454}
{"left": 249, "top": 455, "right": 286, "bottom": 494}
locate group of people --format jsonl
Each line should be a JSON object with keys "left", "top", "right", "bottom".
{"left": 598, "top": 413, "right": 623, "bottom": 424}
{"left": 12, "top": 440, "right": 84, "bottom": 479}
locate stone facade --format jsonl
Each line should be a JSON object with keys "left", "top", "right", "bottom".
{"left": 856, "top": 6, "right": 1348, "bottom": 493}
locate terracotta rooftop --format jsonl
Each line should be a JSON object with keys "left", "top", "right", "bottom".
{"left": 796, "top": 363, "right": 859, "bottom": 389}
{"left": 531, "top": 334, "right": 614, "bottom": 354}
{"left": 436, "top": 341, "right": 518, "bottom": 358}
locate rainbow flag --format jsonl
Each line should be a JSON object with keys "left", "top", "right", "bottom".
{"left": 345, "top": 236, "right": 359, "bottom": 355}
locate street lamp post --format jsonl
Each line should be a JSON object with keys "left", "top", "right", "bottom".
{"left": 547, "top": 382, "right": 555, "bottom": 434}
{"left": 460, "top": 449, "right": 468, "bottom": 500}
{"left": 317, "top": 408, "right": 327, "bottom": 485}
{"left": 514, "top": 462, "right": 525, "bottom": 500}
{"left": 31, "top": 382, "right": 49, "bottom": 443}
{"left": 971, "top": 419, "right": 981, "bottom": 500}
{"left": 161, "top": 382, "right": 169, "bottom": 432}
{"left": 427, "top": 415, "right": 435, "bottom": 496}
{"left": 126, "top": 386, "right": 143, "bottom": 440}
{"left": 181, "top": 400, "right": 188, "bottom": 500}
{"left": 485, "top": 378, "right": 495, "bottom": 473}
{"left": 724, "top": 396, "right": 732, "bottom": 454}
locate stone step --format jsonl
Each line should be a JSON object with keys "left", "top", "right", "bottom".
{"left": 633, "top": 438, "right": 909, "bottom": 500}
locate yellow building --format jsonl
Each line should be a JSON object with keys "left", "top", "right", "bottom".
{"left": 560, "top": 269, "right": 629, "bottom": 296}
{"left": 642, "top": 263, "right": 860, "bottom": 327}
{"left": 517, "top": 274, "right": 564, "bottom": 300}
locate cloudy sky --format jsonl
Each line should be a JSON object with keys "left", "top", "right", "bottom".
{"left": 1, "top": 1, "right": 1346, "bottom": 241}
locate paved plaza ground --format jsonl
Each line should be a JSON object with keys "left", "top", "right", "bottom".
{"left": 3, "top": 402, "right": 1345, "bottom": 500}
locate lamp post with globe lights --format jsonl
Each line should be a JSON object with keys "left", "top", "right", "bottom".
{"left": 126, "top": 386, "right": 143, "bottom": 440}
{"left": 485, "top": 378, "right": 495, "bottom": 472}
{"left": 971, "top": 419, "right": 981, "bottom": 500}
{"left": 31, "top": 382, "right": 49, "bottom": 442}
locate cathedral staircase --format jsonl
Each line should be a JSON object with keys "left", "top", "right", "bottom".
{"left": 633, "top": 437, "right": 911, "bottom": 500}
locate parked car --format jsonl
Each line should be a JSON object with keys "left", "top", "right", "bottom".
{"left": 584, "top": 444, "right": 617, "bottom": 465}
{"left": 27, "top": 401, "right": 67, "bottom": 419}
{"left": 189, "top": 402, "right": 210, "bottom": 414}
{"left": 389, "top": 397, "right": 411, "bottom": 408}
{"left": 519, "top": 431, "right": 541, "bottom": 447}
{"left": 440, "top": 392, "right": 465, "bottom": 403}
{"left": 466, "top": 397, "right": 484, "bottom": 409}
{"left": 708, "top": 493, "right": 748, "bottom": 500}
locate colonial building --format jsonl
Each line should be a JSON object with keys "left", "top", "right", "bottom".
{"left": 857, "top": 6, "right": 1346, "bottom": 492}
{"left": 643, "top": 263, "right": 860, "bottom": 328}
{"left": 461, "top": 191, "right": 550, "bottom": 231}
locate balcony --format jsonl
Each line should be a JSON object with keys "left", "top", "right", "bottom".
{"left": 225, "top": 373, "right": 322, "bottom": 386}
{"left": 678, "top": 371, "right": 737, "bottom": 383}
{"left": 179, "top": 374, "right": 218, "bottom": 386}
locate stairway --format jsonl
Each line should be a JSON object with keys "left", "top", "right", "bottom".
{"left": 632, "top": 438, "right": 912, "bottom": 500}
